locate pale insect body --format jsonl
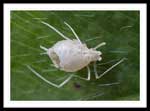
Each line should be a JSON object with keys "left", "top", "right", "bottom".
{"left": 48, "top": 39, "right": 101, "bottom": 72}
{"left": 27, "top": 21, "right": 126, "bottom": 88}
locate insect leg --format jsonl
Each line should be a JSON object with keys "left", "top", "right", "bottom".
{"left": 26, "top": 65, "right": 74, "bottom": 88}
{"left": 40, "top": 52, "right": 47, "bottom": 55}
{"left": 64, "top": 21, "right": 82, "bottom": 44}
{"left": 40, "top": 45, "right": 48, "bottom": 51}
{"left": 98, "top": 82, "right": 120, "bottom": 87}
{"left": 94, "top": 58, "right": 127, "bottom": 79}
{"left": 39, "top": 45, "right": 48, "bottom": 55}
{"left": 94, "top": 42, "right": 106, "bottom": 49}
{"left": 41, "top": 21, "right": 70, "bottom": 40}
{"left": 73, "top": 66, "right": 90, "bottom": 81}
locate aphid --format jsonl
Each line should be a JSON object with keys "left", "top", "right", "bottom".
{"left": 26, "top": 21, "right": 126, "bottom": 88}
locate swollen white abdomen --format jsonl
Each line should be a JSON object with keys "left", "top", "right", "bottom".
{"left": 52, "top": 40, "right": 90, "bottom": 72}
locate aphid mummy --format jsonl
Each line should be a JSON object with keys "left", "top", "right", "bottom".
{"left": 27, "top": 21, "right": 126, "bottom": 88}
{"left": 47, "top": 39, "right": 102, "bottom": 72}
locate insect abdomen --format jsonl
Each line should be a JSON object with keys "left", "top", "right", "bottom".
{"left": 52, "top": 40, "right": 90, "bottom": 72}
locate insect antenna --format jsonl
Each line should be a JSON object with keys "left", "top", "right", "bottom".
{"left": 94, "top": 57, "right": 127, "bottom": 79}
{"left": 94, "top": 42, "right": 106, "bottom": 49}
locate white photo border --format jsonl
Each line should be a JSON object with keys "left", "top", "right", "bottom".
{"left": 4, "top": 3, "right": 147, "bottom": 108}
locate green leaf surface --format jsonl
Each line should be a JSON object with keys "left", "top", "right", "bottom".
{"left": 11, "top": 11, "right": 139, "bottom": 100}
